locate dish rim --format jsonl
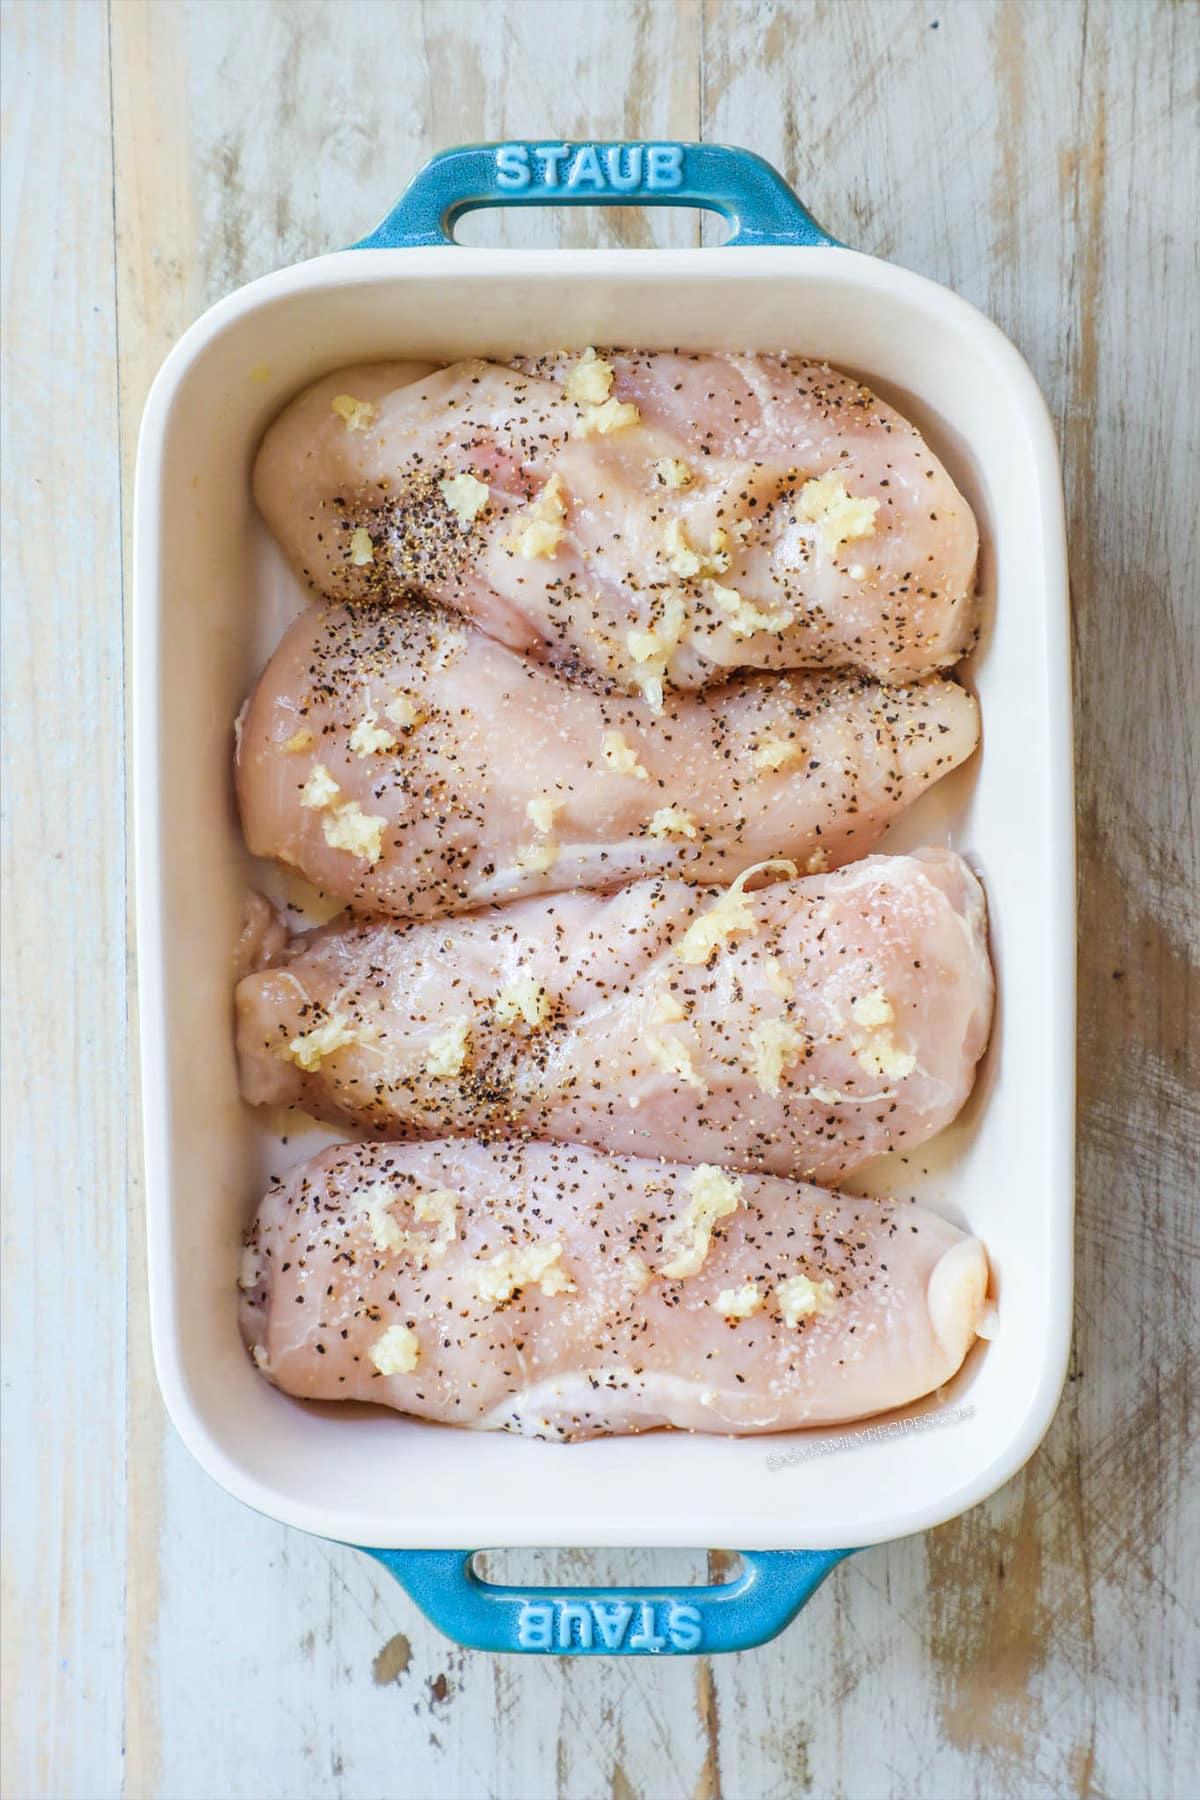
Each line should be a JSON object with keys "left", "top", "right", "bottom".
{"left": 134, "top": 242, "right": 1075, "bottom": 1550}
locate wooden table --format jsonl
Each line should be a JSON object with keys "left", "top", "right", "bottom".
{"left": 4, "top": 3, "right": 1196, "bottom": 1795}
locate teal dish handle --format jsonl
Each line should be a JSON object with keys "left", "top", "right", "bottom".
{"left": 361, "top": 1547, "right": 856, "bottom": 1655}
{"left": 355, "top": 141, "right": 837, "bottom": 250}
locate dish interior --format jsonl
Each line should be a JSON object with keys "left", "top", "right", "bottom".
{"left": 138, "top": 246, "right": 1072, "bottom": 1548}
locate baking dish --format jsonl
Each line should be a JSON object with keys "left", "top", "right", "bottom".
{"left": 134, "top": 141, "right": 1074, "bottom": 1655}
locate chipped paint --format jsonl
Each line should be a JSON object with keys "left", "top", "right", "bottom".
{"left": 372, "top": 1632, "right": 412, "bottom": 1686}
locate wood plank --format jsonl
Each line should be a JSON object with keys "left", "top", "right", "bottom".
{"left": 705, "top": 3, "right": 1199, "bottom": 1796}
{"left": 0, "top": 5, "right": 128, "bottom": 1797}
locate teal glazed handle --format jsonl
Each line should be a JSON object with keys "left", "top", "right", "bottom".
{"left": 355, "top": 141, "right": 837, "bottom": 250}
{"left": 361, "top": 1547, "right": 856, "bottom": 1655}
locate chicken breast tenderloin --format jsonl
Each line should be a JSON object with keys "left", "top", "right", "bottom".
{"left": 236, "top": 848, "right": 992, "bottom": 1181}
{"left": 239, "top": 1139, "right": 988, "bottom": 1439}
{"left": 253, "top": 352, "right": 979, "bottom": 696}
{"left": 236, "top": 596, "right": 979, "bottom": 918}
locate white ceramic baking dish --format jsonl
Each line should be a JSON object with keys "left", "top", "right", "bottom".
{"left": 134, "top": 142, "right": 1074, "bottom": 1655}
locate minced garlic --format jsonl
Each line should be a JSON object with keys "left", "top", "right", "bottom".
{"left": 776, "top": 1272, "right": 838, "bottom": 1326}
{"left": 654, "top": 457, "right": 693, "bottom": 489}
{"left": 362, "top": 1183, "right": 459, "bottom": 1263}
{"left": 647, "top": 1031, "right": 707, "bottom": 1093}
{"left": 283, "top": 1011, "right": 358, "bottom": 1072}
{"left": 676, "top": 859, "right": 798, "bottom": 966}
{"left": 438, "top": 470, "right": 490, "bottom": 525}
{"left": 797, "top": 471, "right": 879, "bottom": 557}
{"left": 514, "top": 841, "right": 558, "bottom": 874}
{"left": 852, "top": 987, "right": 894, "bottom": 1029}
{"left": 412, "top": 1187, "right": 459, "bottom": 1253}
{"left": 662, "top": 518, "right": 729, "bottom": 580}
{"left": 626, "top": 592, "right": 688, "bottom": 712}
{"left": 651, "top": 990, "right": 685, "bottom": 1024}
{"left": 753, "top": 733, "right": 800, "bottom": 773}
{"left": 362, "top": 1183, "right": 408, "bottom": 1255}
{"left": 349, "top": 527, "right": 375, "bottom": 566}
{"left": 851, "top": 986, "right": 916, "bottom": 1080}
{"left": 385, "top": 692, "right": 420, "bottom": 730}
{"left": 298, "top": 762, "right": 385, "bottom": 860}
{"left": 369, "top": 1323, "right": 421, "bottom": 1375}
{"left": 857, "top": 1038, "right": 917, "bottom": 1081}
{"left": 663, "top": 517, "right": 702, "bottom": 579}
{"left": 647, "top": 806, "right": 698, "bottom": 840}
{"left": 425, "top": 1016, "right": 470, "bottom": 1078}
{"left": 708, "top": 581, "right": 792, "bottom": 639}
{"left": 764, "top": 956, "right": 793, "bottom": 1000}
{"left": 282, "top": 728, "right": 313, "bottom": 754}
{"left": 349, "top": 712, "right": 397, "bottom": 758}
{"left": 510, "top": 518, "right": 564, "bottom": 562}
{"left": 574, "top": 396, "right": 641, "bottom": 437}
{"left": 474, "top": 1240, "right": 576, "bottom": 1305}
{"left": 526, "top": 792, "right": 563, "bottom": 836}
{"left": 601, "top": 729, "right": 649, "bottom": 780}
{"left": 716, "top": 1282, "right": 762, "bottom": 1321}
{"left": 622, "top": 1254, "right": 653, "bottom": 1295}
{"left": 300, "top": 763, "right": 341, "bottom": 810}
{"left": 564, "top": 347, "right": 614, "bottom": 406}
{"left": 505, "top": 472, "right": 568, "bottom": 560}
{"left": 238, "top": 1246, "right": 262, "bottom": 1290}
{"left": 660, "top": 1165, "right": 743, "bottom": 1280}
{"left": 494, "top": 974, "right": 549, "bottom": 1028}
{"left": 750, "top": 1016, "right": 806, "bottom": 1096}
{"left": 330, "top": 393, "right": 376, "bottom": 432}
{"left": 322, "top": 799, "right": 385, "bottom": 863}
{"left": 806, "top": 847, "right": 829, "bottom": 874}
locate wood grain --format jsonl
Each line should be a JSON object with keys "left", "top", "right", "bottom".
{"left": 2, "top": 2, "right": 1196, "bottom": 1796}
{"left": 1, "top": 6, "right": 129, "bottom": 1798}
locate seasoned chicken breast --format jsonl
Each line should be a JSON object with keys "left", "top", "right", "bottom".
{"left": 236, "top": 595, "right": 979, "bottom": 918}
{"left": 236, "top": 848, "right": 992, "bottom": 1181}
{"left": 239, "top": 1138, "right": 989, "bottom": 1439}
{"left": 253, "top": 351, "right": 979, "bottom": 697}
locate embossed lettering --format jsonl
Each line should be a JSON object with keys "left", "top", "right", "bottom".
{"left": 646, "top": 144, "right": 685, "bottom": 190}
{"left": 556, "top": 1602, "right": 595, "bottom": 1649}
{"left": 533, "top": 144, "right": 570, "bottom": 189}
{"left": 604, "top": 145, "right": 644, "bottom": 191}
{"left": 495, "top": 145, "right": 531, "bottom": 190}
{"left": 516, "top": 1602, "right": 555, "bottom": 1649}
{"left": 667, "top": 1603, "right": 704, "bottom": 1650}
{"left": 566, "top": 145, "right": 605, "bottom": 190}
{"left": 591, "top": 1601, "right": 634, "bottom": 1649}
{"left": 627, "top": 1603, "right": 668, "bottom": 1652}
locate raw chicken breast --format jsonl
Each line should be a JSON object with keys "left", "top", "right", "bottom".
{"left": 236, "top": 848, "right": 992, "bottom": 1181}
{"left": 239, "top": 1139, "right": 989, "bottom": 1439}
{"left": 253, "top": 352, "right": 979, "bottom": 696}
{"left": 236, "top": 595, "right": 979, "bottom": 918}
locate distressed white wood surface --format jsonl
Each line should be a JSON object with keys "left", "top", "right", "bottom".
{"left": 2, "top": 2, "right": 1197, "bottom": 1797}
